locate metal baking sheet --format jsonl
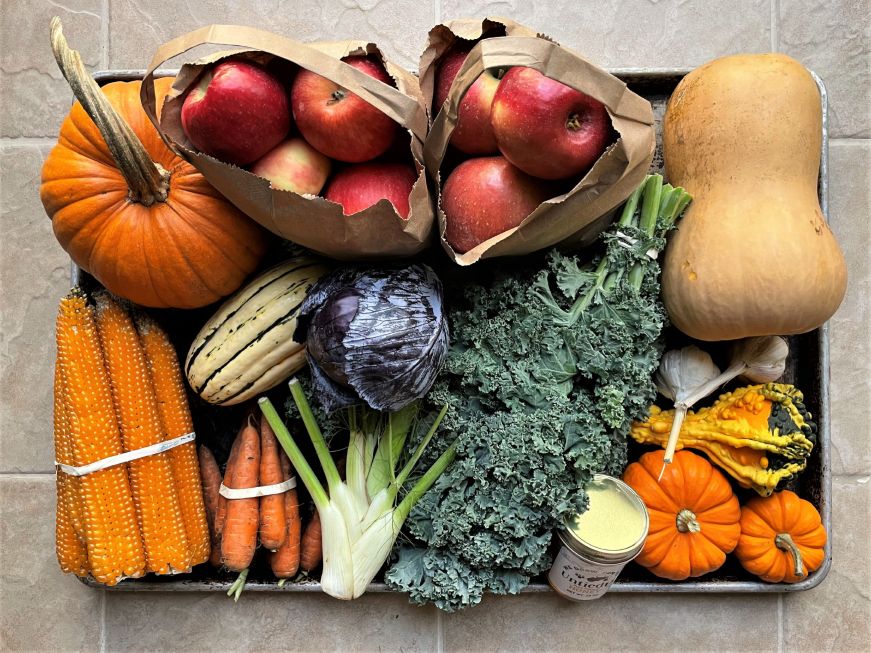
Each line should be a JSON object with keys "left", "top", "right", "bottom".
{"left": 77, "top": 68, "right": 831, "bottom": 594}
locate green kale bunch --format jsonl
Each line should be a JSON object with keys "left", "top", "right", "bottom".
{"left": 385, "top": 176, "right": 691, "bottom": 611}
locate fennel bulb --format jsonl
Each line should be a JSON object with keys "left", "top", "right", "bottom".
{"left": 259, "top": 380, "right": 455, "bottom": 599}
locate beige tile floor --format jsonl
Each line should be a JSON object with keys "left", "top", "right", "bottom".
{"left": 1, "top": 1, "right": 868, "bottom": 651}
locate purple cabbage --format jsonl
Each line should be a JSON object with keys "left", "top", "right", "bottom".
{"left": 294, "top": 264, "right": 449, "bottom": 412}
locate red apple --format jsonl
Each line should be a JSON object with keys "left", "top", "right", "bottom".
{"left": 434, "top": 45, "right": 500, "bottom": 155}
{"left": 324, "top": 161, "right": 418, "bottom": 218}
{"left": 291, "top": 57, "right": 399, "bottom": 163}
{"left": 490, "top": 67, "right": 611, "bottom": 180}
{"left": 250, "top": 138, "right": 331, "bottom": 195}
{"left": 442, "top": 156, "right": 552, "bottom": 253}
{"left": 181, "top": 60, "right": 290, "bottom": 166}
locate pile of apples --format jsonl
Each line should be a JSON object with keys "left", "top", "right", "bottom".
{"left": 181, "top": 58, "right": 418, "bottom": 218}
{"left": 435, "top": 43, "right": 614, "bottom": 253}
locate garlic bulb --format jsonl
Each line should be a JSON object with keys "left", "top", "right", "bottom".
{"left": 655, "top": 346, "right": 722, "bottom": 473}
{"left": 656, "top": 345, "right": 722, "bottom": 403}
{"left": 653, "top": 337, "right": 788, "bottom": 477}
{"left": 682, "top": 336, "right": 790, "bottom": 407}
{"left": 733, "top": 336, "right": 789, "bottom": 383}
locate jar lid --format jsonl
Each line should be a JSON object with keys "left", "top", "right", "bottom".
{"left": 560, "top": 474, "right": 649, "bottom": 563}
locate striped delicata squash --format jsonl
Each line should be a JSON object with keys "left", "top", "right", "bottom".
{"left": 185, "top": 256, "right": 328, "bottom": 406}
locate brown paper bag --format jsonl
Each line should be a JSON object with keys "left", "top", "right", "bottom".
{"left": 421, "top": 18, "right": 656, "bottom": 265}
{"left": 141, "top": 25, "right": 433, "bottom": 260}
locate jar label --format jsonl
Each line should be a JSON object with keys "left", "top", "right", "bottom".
{"left": 547, "top": 545, "right": 628, "bottom": 601}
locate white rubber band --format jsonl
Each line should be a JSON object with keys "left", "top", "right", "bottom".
{"left": 615, "top": 230, "right": 659, "bottom": 260}
{"left": 615, "top": 231, "right": 636, "bottom": 247}
{"left": 56, "top": 432, "right": 196, "bottom": 477}
{"left": 219, "top": 477, "right": 297, "bottom": 499}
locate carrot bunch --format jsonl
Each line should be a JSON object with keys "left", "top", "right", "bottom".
{"left": 53, "top": 288, "right": 210, "bottom": 585}
{"left": 199, "top": 411, "right": 320, "bottom": 600}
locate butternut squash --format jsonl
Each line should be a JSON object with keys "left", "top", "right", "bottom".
{"left": 662, "top": 53, "right": 847, "bottom": 341}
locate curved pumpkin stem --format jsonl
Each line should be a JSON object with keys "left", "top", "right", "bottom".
{"left": 675, "top": 508, "right": 701, "bottom": 534}
{"left": 775, "top": 532, "right": 805, "bottom": 579}
{"left": 50, "top": 17, "right": 170, "bottom": 206}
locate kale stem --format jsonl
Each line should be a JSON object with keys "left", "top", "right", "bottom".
{"left": 572, "top": 177, "right": 648, "bottom": 313}
{"left": 629, "top": 176, "right": 666, "bottom": 291}
{"left": 639, "top": 175, "right": 663, "bottom": 237}
{"left": 617, "top": 180, "right": 645, "bottom": 227}
{"left": 573, "top": 257, "right": 610, "bottom": 316}
{"left": 604, "top": 267, "right": 623, "bottom": 292}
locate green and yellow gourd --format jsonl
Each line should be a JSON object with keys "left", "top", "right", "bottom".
{"left": 631, "top": 384, "right": 815, "bottom": 496}
{"left": 185, "top": 256, "right": 328, "bottom": 406}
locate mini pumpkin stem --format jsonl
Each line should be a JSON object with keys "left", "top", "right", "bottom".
{"left": 775, "top": 532, "right": 805, "bottom": 578}
{"left": 49, "top": 17, "right": 169, "bottom": 206}
{"left": 676, "top": 508, "right": 701, "bottom": 533}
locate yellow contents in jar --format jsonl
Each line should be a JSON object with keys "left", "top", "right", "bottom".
{"left": 568, "top": 477, "right": 647, "bottom": 552}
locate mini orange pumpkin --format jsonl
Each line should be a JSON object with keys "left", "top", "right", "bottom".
{"left": 623, "top": 449, "right": 741, "bottom": 580}
{"left": 735, "top": 490, "right": 826, "bottom": 583}
{"left": 40, "top": 19, "right": 266, "bottom": 308}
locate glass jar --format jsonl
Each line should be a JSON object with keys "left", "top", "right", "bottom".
{"left": 548, "top": 474, "right": 649, "bottom": 601}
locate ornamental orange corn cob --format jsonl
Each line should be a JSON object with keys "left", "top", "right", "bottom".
{"left": 136, "top": 313, "right": 210, "bottom": 566}
{"left": 95, "top": 292, "right": 191, "bottom": 575}
{"left": 56, "top": 288, "right": 145, "bottom": 585}
{"left": 53, "top": 364, "right": 88, "bottom": 577}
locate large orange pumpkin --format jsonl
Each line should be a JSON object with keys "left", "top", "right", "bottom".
{"left": 40, "top": 19, "right": 267, "bottom": 308}
{"left": 623, "top": 449, "right": 741, "bottom": 580}
{"left": 735, "top": 490, "right": 826, "bottom": 583}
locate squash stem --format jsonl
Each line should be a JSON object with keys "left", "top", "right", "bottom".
{"left": 775, "top": 532, "right": 805, "bottom": 578}
{"left": 49, "top": 17, "right": 169, "bottom": 206}
{"left": 659, "top": 404, "right": 688, "bottom": 480}
{"left": 675, "top": 508, "right": 701, "bottom": 533}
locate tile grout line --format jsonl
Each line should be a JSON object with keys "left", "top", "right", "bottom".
{"left": 0, "top": 137, "right": 57, "bottom": 146}
{"left": 101, "top": 0, "right": 109, "bottom": 70}
{"left": 777, "top": 594, "right": 784, "bottom": 653}
{"left": 433, "top": 0, "right": 441, "bottom": 25}
{"left": 770, "top": 0, "right": 779, "bottom": 51}
{"left": 436, "top": 608, "right": 444, "bottom": 653}
{"left": 100, "top": 588, "right": 107, "bottom": 653}
{"left": 0, "top": 472, "right": 55, "bottom": 478}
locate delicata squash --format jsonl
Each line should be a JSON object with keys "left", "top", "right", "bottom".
{"left": 630, "top": 384, "right": 815, "bottom": 496}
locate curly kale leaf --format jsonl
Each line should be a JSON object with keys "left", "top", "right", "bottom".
{"left": 385, "top": 242, "right": 669, "bottom": 611}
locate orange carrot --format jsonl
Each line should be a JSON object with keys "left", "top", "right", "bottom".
{"left": 220, "top": 417, "right": 260, "bottom": 572}
{"left": 214, "top": 427, "right": 243, "bottom": 549}
{"left": 198, "top": 445, "right": 222, "bottom": 568}
{"left": 299, "top": 509, "right": 322, "bottom": 575}
{"left": 258, "top": 413, "right": 286, "bottom": 551}
{"left": 270, "top": 450, "right": 301, "bottom": 580}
